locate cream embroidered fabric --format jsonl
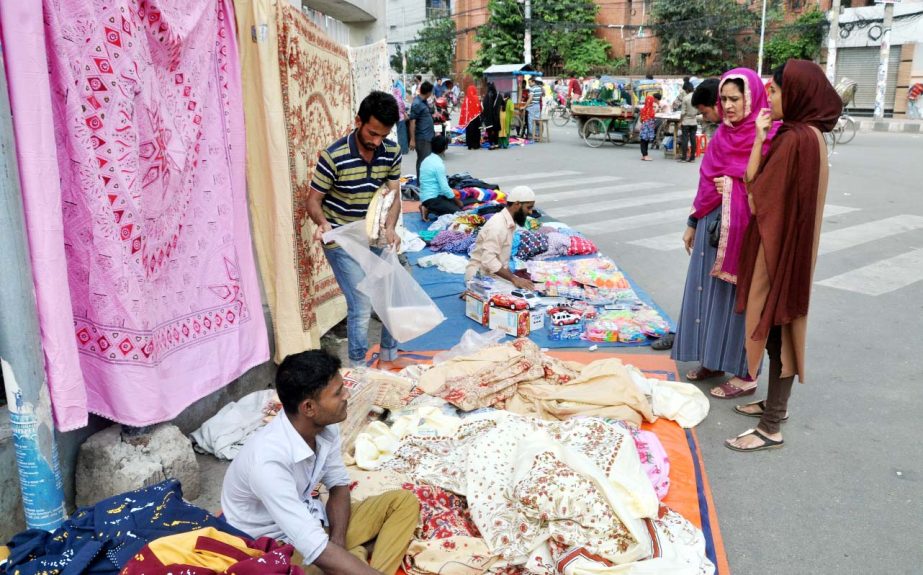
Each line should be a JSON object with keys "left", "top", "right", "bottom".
{"left": 387, "top": 412, "right": 658, "bottom": 567}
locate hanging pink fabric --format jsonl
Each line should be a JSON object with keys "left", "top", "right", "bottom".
{"left": 1, "top": 0, "right": 268, "bottom": 429}
{"left": 692, "top": 68, "right": 780, "bottom": 284}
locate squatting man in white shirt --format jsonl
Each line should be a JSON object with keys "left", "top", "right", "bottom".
{"left": 221, "top": 349, "right": 420, "bottom": 574}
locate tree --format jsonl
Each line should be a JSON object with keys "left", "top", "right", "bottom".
{"left": 468, "top": 0, "right": 611, "bottom": 77}
{"left": 651, "top": 0, "right": 759, "bottom": 75}
{"left": 394, "top": 17, "right": 456, "bottom": 78}
{"left": 468, "top": 0, "right": 524, "bottom": 77}
{"left": 763, "top": 9, "right": 827, "bottom": 70}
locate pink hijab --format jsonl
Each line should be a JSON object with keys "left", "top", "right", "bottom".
{"left": 693, "top": 68, "right": 780, "bottom": 283}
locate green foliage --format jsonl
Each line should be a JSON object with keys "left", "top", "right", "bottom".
{"left": 393, "top": 17, "right": 456, "bottom": 78}
{"left": 468, "top": 0, "right": 524, "bottom": 77}
{"left": 651, "top": 0, "right": 759, "bottom": 75}
{"left": 763, "top": 9, "right": 827, "bottom": 70}
{"left": 469, "top": 0, "right": 609, "bottom": 77}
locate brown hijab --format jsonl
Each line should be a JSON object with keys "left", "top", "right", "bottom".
{"left": 735, "top": 60, "right": 841, "bottom": 340}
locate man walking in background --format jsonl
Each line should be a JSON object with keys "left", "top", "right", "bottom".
{"left": 408, "top": 80, "right": 435, "bottom": 177}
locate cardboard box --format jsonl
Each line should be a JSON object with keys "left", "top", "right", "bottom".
{"left": 464, "top": 292, "right": 489, "bottom": 326}
{"left": 488, "top": 306, "right": 545, "bottom": 337}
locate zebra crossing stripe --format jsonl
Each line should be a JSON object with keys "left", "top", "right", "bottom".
{"left": 627, "top": 204, "right": 863, "bottom": 251}
{"left": 546, "top": 190, "right": 694, "bottom": 219}
{"left": 542, "top": 181, "right": 666, "bottom": 203}
{"left": 575, "top": 207, "right": 693, "bottom": 235}
{"left": 480, "top": 170, "right": 581, "bottom": 183}
{"left": 818, "top": 214, "right": 923, "bottom": 256}
{"left": 528, "top": 175, "right": 619, "bottom": 191}
{"left": 815, "top": 247, "right": 923, "bottom": 296}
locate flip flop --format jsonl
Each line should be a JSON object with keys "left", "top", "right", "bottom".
{"left": 725, "top": 428, "right": 784, "bottom": 452}
{"left": 651, "top": 333, "right": 674, "bottom": 351}
{"left": 710, "top": 380, "right": 757, "bottom": 399}
{"left": 734, "top": 400, "right": 789, "bottom": 421}
{"left": 685, "top": 367, "right": 724, "bottom": 381}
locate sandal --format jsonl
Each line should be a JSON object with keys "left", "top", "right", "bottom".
{"left": 710, "top": 379, "right": 757, "bottom": 399}
{"left": 419, "top": 204, "right": 429, "bottom": 222}
{"left": 725, "top": 428, "right": 784, "bottom": 452}
{"left": 685, "top": 366, "right": 724, "bottom": 381}
{"left": 650, "top": 333, "right": 674, "bottom": 351}
{"left": 734, "top": 400, "right": 789, "bottom": 421}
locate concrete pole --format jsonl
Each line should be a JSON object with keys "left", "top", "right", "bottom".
{"left": 402, "top": 7, "right": 407, "bottom": 89}
{"left": 825, "top": 0, "right": 842, "bottom": 84}
{"left": 0, "top": 41, "right": 67, "bottom": 531}
{"left": 756, "top": 0, "right": 768, "bottom": 77}
{"left": 523, "top": 0, "right": 532, "bottom": 65}
{"left": 873, "top": 1, "right": 894, "bottom": 120}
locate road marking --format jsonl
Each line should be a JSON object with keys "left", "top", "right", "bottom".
{"left": 822, "top": 204, "right": 860, "bottom": 218}
{"left": 542, "top": 181, "right": 665, "bottom": 202}
{"left": 628, "top": 231, "right": 685, "bottom": 251}
{"left": 575, "top": 207, "right": 693, "bottom": 235}
{"left": 529, "top": 175, "right": 620, "bottom": 190}
{"left": 627, "top": 204, "right": 863, "bottom": 251}
{"left": 816, "top": 248, "right": 923, "bottom": 296}
{"left": 546, "top": 190, "right": 694, "bottom": 219}
{"left": 818, "top": 215, "right": 923, "bottom": 256}
{"left": 480, "top": 170, "right": 581, "bottom": 183}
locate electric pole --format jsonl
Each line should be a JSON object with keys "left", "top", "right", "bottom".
{"left": 756, "top": 0, "right": 768, "bottom": 76}
{"left": 874, "top": 0, "right": 895, "bottom": 120}
{"left": 826, "top": 0, "right": 842, "bottom": 84}
{"left": 523, "top": 0, "right": 532, "bottom": 65}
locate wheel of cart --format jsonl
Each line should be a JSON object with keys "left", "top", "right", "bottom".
{"left": 574, "top": 104, "right": 638, "bottom": 148}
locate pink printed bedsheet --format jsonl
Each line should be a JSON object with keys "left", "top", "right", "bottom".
{"left": 0, "top": 0, "right": 268, "bottom": 429}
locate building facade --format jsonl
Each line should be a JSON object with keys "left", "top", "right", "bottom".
{"left": 301, "top": 0, "right": 388, "bottom": 46}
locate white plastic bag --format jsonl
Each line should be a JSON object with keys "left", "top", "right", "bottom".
{"left": 324, "top": 221, "right": 445, "bottom": 342}
{"left": 432, "top": 328, "right": 507, "bottom": 364}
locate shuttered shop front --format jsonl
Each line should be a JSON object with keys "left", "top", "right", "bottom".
{"left": 835, "top": 46, "right": 901, "bottom": 113}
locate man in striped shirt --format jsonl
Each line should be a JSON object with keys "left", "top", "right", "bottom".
{"left": 307, "top": 91, "right": 409, "bottom": 368}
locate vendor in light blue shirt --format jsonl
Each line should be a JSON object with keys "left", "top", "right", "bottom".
{"left": 418, "top": 134, "right": 463, "bottom": 221}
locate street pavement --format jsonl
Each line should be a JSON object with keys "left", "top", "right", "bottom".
{"left": 415, "top": 124, "right": 923, "bottom": 573}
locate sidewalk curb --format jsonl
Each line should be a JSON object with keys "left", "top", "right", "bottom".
{"left": 857, "top": 119, "right": 923, "bottom": 134}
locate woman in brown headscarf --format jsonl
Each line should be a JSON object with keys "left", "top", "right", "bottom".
{"left": 726, "top": 60, "right": 842, "bottom": 452}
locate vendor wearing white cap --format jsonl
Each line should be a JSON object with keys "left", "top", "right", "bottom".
{"left": 465, "top": 185, "right": 536, "bottom": 290}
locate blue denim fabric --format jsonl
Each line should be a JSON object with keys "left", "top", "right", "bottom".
{"left": 324, "top": 246, "right": 398, "bottom": 365}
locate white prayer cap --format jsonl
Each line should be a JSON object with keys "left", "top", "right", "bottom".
{"left": 507, "top": 185, "right": 536, "bottom": 203}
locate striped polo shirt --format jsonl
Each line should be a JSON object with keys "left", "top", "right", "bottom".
{"left": 310, "top": 131, "right": 402, "bottom": 227}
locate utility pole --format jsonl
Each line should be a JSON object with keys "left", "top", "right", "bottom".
{"left": 756, "top": 0, "right": 768, "bottom": 76}
{"left": 826, "top": 0, "right": 842, "bottom": 84}
{"left": 873, "top": 0, "right": 895, "bottom": 120}
{"left": 0, "top": 40, "right": 67, "bottom": 531}
{"left": 401, "top": 7, "right": 407, "bottom": 91}
{"left": 523, "top": 0, "right": 532, "bottom": 65}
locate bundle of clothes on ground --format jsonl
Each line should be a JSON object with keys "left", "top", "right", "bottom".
{"left": 342, "top": 338, "right": 714, "bottom": 574}
{"left": 3, "top": 340, "right": 715, "bottom": 575}
{"left": 0, "top": 480, "right": 305, "bottom": 575}
{"left": 448, "top": 126, "right": 534, "bottom": 149}
{"left": 421, "top": 210, "right": 599, "bottom": 267}
{"left": 401, "top": 173, "right": 506, "bottom": 211}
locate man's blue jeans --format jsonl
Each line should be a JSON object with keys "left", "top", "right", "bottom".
{"left": 324, "top": 245, "right": 398, "bottom": 366}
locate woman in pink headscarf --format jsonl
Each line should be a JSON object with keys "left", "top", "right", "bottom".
{"left": 670, "top": 68, "right": 780, "bottom": 399}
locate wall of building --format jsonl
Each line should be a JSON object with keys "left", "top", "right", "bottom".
{"left": 303, "top": 0, "right": 388, "bottom": 46}
{"left": 452, "top": 0, "right": 489, "bottom": 88}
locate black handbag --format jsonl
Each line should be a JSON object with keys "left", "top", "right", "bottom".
{"left": 706, "top": 207, "right": 722, "bottom": 248}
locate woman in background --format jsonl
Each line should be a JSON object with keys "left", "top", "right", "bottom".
{"left": 638, "top": 94, "right": 657, "bottom": 162}
{"left": 482, "top": 82, "right": 502, "bottom": 150}
{"left": 459, "top": 84, "right": 482, "bottom": 150}
{"left": 498, "top": 93, "right": 514, "bottom": 149}
{"left": 392, "top": 79, "right": 409, "bottom": 154}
